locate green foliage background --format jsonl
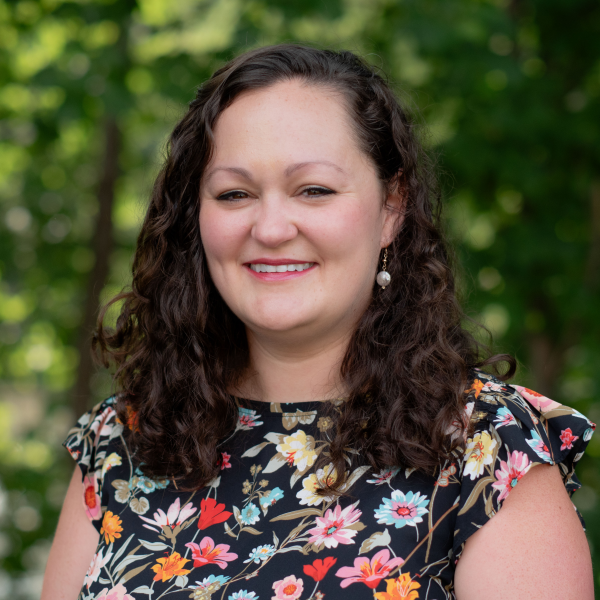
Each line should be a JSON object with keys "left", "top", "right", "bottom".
{"left": 0, "top": 0, "right": 598, "bottom": 596}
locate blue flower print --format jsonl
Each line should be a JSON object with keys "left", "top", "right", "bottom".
{"left": 494, "top": 406, "right": 517, "bottom": 429}
{"left": 366, "top": 467, "right": 400, "bottom": 485}
{"left": 229, "top": 591, "right": 259, "bottom": 600}
{"left": 195, "top": 575, "right": 231, "bottom": 589}
{"left": 526, "top": 430, "right": 552, "bottom": 462}
{"left": 240, "top": 502, "right": 261, "bottom": 525}
{"left": 135, "top": 477, "right": 156, "bottom": 493}
{"left": 375, "top": 490, "right": 429, "bottom": 539}
{"left": 244, "top": 544, "right": 276, "bottom": 564}
{"left": 259, "top": 487, "right": 284, "bottom": 509}
{"left": 238, "top": 408, "right": 264, "bottom": 430}
{"left": 132, "top": 466, "right": 169, "bottom": 494}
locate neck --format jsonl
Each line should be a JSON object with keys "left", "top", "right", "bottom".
{"left": 236, "top": 327, "right": 352, "bottom": 403}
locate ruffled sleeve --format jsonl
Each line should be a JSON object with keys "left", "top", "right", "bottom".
{"left": 452, "top": 374, "right": 595, "bottom": 561}
{"left": 62, "top": 397, "right": 124, "bottom": 531}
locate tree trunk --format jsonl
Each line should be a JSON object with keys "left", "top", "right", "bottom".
{"left": 72, "top": 118, "right": 120, "bottom": 416}
{"left": 584, "top": 180, "right": 600, "bottom": 290}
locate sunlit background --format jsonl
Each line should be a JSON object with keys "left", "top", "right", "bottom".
{"left": 0, "top": 0, "right": 599, "bottom": 597}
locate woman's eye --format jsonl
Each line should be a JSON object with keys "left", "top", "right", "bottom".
{"left": 302, "top": 186, "right": 334, "bottom": 197}
{"left": 217, "top": 190, "right": 249, "bottom": 201}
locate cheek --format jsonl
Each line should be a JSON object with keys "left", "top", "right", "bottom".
{"left": 311, "top": 199, "right": 383, "bottom": 268}
{"left": 199, "top": 204, "right": 245, "bottom": 267}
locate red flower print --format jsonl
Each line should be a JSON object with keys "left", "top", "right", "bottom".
{"left": 523, "top": 387, "right": 542, "bottom": 397}
{"left": 303, "top": 557, "right": 338, "bottom": 582}
{"left": 220, "top": 452, "right": 232, "bottom": 470}
{"left": 197, "top": 497, "right": 233, "bottom": 530}
{"left": 82, "top": 474, "right": 102, "bottom": 521}
{"left": 559, "top": 428, "right": 579, "bottom": 451}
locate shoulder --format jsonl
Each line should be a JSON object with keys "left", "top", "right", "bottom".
{"left": 63, "top": 397, "right": 124, "bottom": 466}
{"left": 465, "top": 371, "right": 594, "bottom": 471}
{"left": 452, "top": 371, "right": 595, "bottom": 559}
{"left": 63, "top": 397, "right": 129, "bottom": 528}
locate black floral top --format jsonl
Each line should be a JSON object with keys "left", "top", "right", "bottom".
{"left": 64, "top": 372, "right": 594, "bottom": 600}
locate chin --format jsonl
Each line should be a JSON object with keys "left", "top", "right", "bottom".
{"left": 247, "top": 312, "right": 312, "bottom": 334}
{"left": 236, "top": 295, "right": 315, "bottom": 331}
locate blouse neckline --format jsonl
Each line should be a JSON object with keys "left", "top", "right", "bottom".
{"left": 235, "top": 395, "right": 343, "bottom": 416}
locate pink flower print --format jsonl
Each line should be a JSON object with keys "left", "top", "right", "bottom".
{"left": 559, "top": 428, "right": 579, "bottom": 451}
{"left": 186, "top": 536, "right": 238, "bottom": 569}
{"left": 94, "top": 584, "right": 135, "bottom": 600}
{"left": 139, "top": 497, "right": 197, "bottom": 532}
{"left": 272, "top": 575, "right": 304, "bottom": 600}
{"left": 492, "top": 450, "right": 531, "bottom": 502}
{"left": 335, "top": 549, "right": 405, "bottom": 589}
{"left": 84, "top": 548, "right": 112, "bottom": 588}
{"left": 220, "top": 452, "right": 232, "bottom": 470}
{"left": 481, "top": 381, "right": 504, "bottom": 393}
{"left": 307, "top": 504, "right": 362, "bottom": 548}
{"left": 513, "top": 385, "right": 558, "bottom": 413}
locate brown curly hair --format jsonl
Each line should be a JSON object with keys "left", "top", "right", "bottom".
{"left": 94, "top": 43, "right": 515, "bottom": 493}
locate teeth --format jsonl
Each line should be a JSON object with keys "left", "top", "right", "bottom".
{"left": 250, "top": 263, "right": 313, "bottom": 273}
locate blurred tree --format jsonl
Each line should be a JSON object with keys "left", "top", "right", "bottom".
{"left": 0, "top": 0, "right": 598, "bottom": 596}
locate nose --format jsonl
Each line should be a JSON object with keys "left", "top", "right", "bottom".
{"left": 251, "top": 194, "right": 299, "bottom": 248}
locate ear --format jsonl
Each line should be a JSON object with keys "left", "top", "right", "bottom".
{"left": 380, "top": 174, "right": 406, "bottom": 248}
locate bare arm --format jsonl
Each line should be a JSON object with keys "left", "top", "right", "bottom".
{"left": 454, "top": 464, "right": 594, "bottom": 600}
{"left": 41, "top": 467, "right": 100, "bottom": 600}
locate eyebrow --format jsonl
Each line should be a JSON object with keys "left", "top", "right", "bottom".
{"left": 204, "top": 160, "right": 347, "bottom": 183}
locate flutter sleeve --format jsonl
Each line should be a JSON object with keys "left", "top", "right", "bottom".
{"left": 452, "top": 374, "right": 595, "bottom": 561}
{"left": 62, "top": 397, "right": 124, "bottom": 532}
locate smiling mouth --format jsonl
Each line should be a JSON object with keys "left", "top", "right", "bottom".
{"left": 249, "top": 263, "right": 314, "bottom": 273}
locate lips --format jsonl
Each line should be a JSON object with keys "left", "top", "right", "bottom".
{"left": 244, "top": 259, "right": 317, "bottom": 280}
{"left": 249, "top": 262, "right": 314, "bottom": 273}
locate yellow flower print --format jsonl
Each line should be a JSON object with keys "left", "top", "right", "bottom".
{"left": 276, "top": 430, "right": 317, "bottom": 471}
{"left": 463, "top": 431, "right": 497, "bottom": 480}
{"left": 100, "top": 510, "right": 123, "bottom": 545}
{"left": 375, "top": 574, "right": 421, "bottom": 600}
{"left": 101, "top": 452, "right": 122, "bottom": 479}
{"left": 296, "top": 464, "right": 336, "bottom": 506}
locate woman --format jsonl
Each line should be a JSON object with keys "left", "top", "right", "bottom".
{"left": 42, "top": 44, "right": 594, "bottom": 600}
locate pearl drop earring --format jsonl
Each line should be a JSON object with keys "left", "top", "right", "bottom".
{"left": 377, "top": 247, "right": 391, "bottom": 289}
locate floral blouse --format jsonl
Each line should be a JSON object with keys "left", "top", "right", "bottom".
{"left": 64, "top": 372, "right": 594, "bottom": 600}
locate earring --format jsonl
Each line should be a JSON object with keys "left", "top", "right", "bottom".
{"left": 377, "top": 248, "right": 391, "bottom": 289}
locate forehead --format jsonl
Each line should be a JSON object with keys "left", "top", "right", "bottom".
{"left": 209, "top": 79, "right": 367, "bottom": 169}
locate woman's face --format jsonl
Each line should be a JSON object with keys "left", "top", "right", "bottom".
{"left": 199, "top": 79, "right": 401, "bottom": 345}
